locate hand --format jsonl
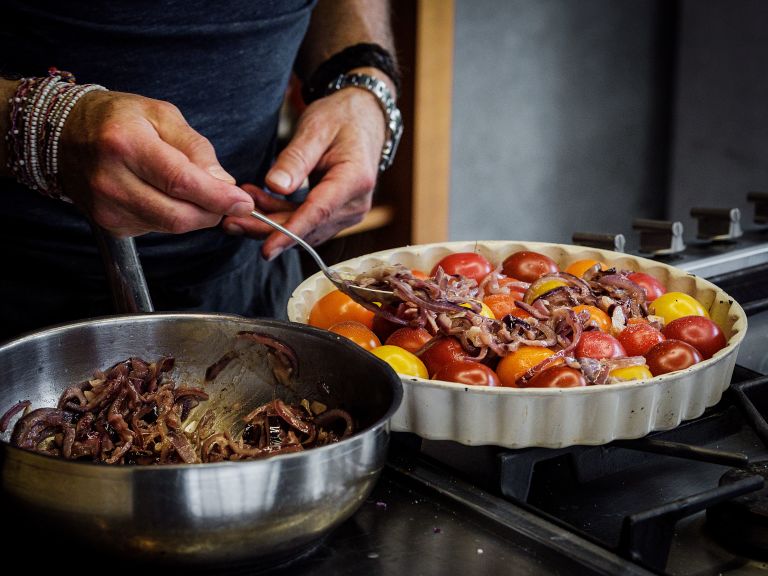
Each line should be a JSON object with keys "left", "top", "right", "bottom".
{"left": 222, "top": 80, "right": 386, "bottom": 259}
{"left": 59, "top": 90, "right": 255, "bottom": 237}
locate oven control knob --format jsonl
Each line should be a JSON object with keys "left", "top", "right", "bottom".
{"left": 747, "top": 192, "right": 768, "bottom": 224}
{"left": 571, "top": 232, "right": 626, "bottom": 253}
{"left": 632, "top": 218, "right": 686, "bottom": 255}
{"left": 690, "top": 207, "right": 743, "bottom": 241}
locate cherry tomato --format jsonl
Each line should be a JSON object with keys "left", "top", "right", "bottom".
{"left": 370, "top": 345, "right": 429, "bottom": 378}
{"left": 645, "top": 339, "right": 703, "bottom": 376}
{"left": 460, "top": 300, "right": 496, "bottom": 319}
{"left": 431, "top": 252, "right": 493, "bottom": 283}
{"left": 386, "top": 327, "right": 433, "bottom": 354}
{"left": 411, "top": 269, "right": 429, "bottom": 279}
{"left": 572, "top": 304, "right": 612, "bottom": 332}
{"left": 418, "top": 337, "right": 467, "bottom": 377}
{"left": 574, "top": 331, "right": 626, "bottom": 359}
{"left": 609, "top": 365, "right": 653, "bottom": 382}
{"left": 371, "top": 304, "right": 402, "bottom": 342}
{"left": 308, "top": 290, "right": 375, "bottom": 330}
{"left": 483, "top": 293, "right": 523, "bottom": 319}
{"left": 564, "top": 259, "right": 606, "bottom": 278}
{"left": 498, "top": 277, "right": 529, "bottom": 294}
{"left": 649, "top": 292, "right": 709, "bottom": 324}
{"left": 627, "top": 272, "right": 666, "bottom": 302}
{"left": 501, "top": 251, "right": 560, "bottom": 283}
{"left": 328, "top": 320, "right": 381, "bottom": 351}
{"left": 526, "top": 366, "right": 586, "bottom": 388}
{"left": 433, "top": 360, "right": 501, "bottom": 387}
{"left": 616, "top": 323, "right": 665, "bottom": 357}
{"left": 496, "top": 346, "right": 556, "bottom": 387}
{"left": 662, "top": 316, "right": 727, "bottom": 359}
{"left": 524, "top": 279, "right": 568, "bottom": 304}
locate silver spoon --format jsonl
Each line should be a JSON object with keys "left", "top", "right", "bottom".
{"left": 250, "top": 210, "right": 398, "bottom": 305}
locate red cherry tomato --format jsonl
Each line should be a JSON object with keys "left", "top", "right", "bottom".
{"left": 431, "top": 252, "right": 493, "bottom": 283}
{"left": 501, "top": 251, "right": 560, "bottom": 283}
{"left": 627, "top": 272, "right": 666, "bottom": 302}
{"left": 575, "top": 331, "right": 627, "bottom": 359}
{"left": 328, "top": 320, "right": 381, "bottom": 351}
{"left": 662, "top": 316, "right": 727, "bottom": 359}
{"left": 418, "top": 337, "right": 467, "bottom": 377}
{"left": 371, "top": 304, "right": 402, "bottom": 342}
{"left": 433, "top": 360, "right": 501, "bottom": 387}
{"left": 386, "top": 327, "right": 433, "bottom": 354}
{"left": 645, "top": 339, "right": 703, "bottom": 376}
{"left": 616, "top": 323, "right": 665, "bottom": 357}
{"left": 526, "top": 366, "right": 587, "bottom": 388}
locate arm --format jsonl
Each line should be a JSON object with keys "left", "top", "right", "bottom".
{"left": 223, "top": 0, "right": 398, "bottom": 259}
{"left": 1, "top": 77, "right": 254, "bottom": 237}
{"left": 0, "top": 78, "right": 21, "bottom": 175}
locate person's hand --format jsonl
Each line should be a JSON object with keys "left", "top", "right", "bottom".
{"left": 222, "top": 79, "right": 387, "bottom": 259}
{"left": 59, "top": 90, "right": 255, "bottom": 237}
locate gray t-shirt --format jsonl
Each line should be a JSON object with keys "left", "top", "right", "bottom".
{"left": 0, "top": 0, "right": 315, "bottom": 338}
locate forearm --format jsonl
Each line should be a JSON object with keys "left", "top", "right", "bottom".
{"left": 0, "top": 78, "right": 22, "bottom": 177}
{"left": 296, "top": 0, "right": 396, "bottom": 89}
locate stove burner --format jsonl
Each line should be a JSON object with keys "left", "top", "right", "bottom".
{"left": 707, "top": 461, "right": 768, "bottom": 558}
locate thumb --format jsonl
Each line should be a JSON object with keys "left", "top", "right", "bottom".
{"left": 207, "top": 165, "right": 236, "bottom": 184}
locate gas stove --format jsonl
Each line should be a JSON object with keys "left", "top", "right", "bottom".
{"left": 263, "top": 195, "right": 768, "bottom": 576}
{"left": 10, "top": 199, "right": 768, "bottom": 576}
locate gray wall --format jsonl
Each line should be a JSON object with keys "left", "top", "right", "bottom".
{"left": 669, "top": 0, "right": 768, "bottom": 233}
{"left": 449, "top": 0, "right": 768, "bottom": 244}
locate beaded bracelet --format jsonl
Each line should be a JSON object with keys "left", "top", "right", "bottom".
{"left": 5, "top": 68, "right": 107, "bottom": 201}
{"left": 301, "top": 43, "right": 401, "bottom": 104}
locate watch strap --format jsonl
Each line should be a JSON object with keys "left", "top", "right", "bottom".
{"left": 326, "top": 72, "right": 403, "bottom": 171}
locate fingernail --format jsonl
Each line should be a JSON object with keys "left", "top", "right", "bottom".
{"left": 224, "top": 223, "right": 244, "bottom": 236}
{"left": 228, "top": 201, "right": 253, "bottom": 217}
{"left": 267, "top": 247, "right": 284, "bottom": 262}
{"left": 268, "top": 169, "right": 292, "bottom": 190}
{"left": 208, "top": 166, "right": 236, "bottom": 183}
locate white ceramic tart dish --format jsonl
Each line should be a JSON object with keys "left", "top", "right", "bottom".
{"left": 287, "top": 241, "right": 748, "bottom": 449}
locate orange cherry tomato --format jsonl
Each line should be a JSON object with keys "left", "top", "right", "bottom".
{"left": 308, "top": 290, "right": 375, "bottom": 330}
{"left": 411, "top": 269, "right": 429, "bottom": 280}
{"left": 482, "top": 293, "right": 522, "bottom": 319}
{"left": 496, "top": 346, "right": 556, "bottom": 387}
{"left": 564, "top": 259, "right": 607, "bottom": 278}
{"left": 572, "top": 304, "right": 612, "bottom": 332}
{"left": 328, "top": 320, "right": 381, "bottom": 351}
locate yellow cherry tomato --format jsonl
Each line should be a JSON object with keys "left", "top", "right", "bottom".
{"left": 524, "top": 279, "right": 568, "bottom": 304}
{"left": 370, "top": 345, "right": 429, "bottom": 379}
{"left": 609, "top": 365, "right": 653, "bottom": 382}
{"left": 460, "top": 300, "right": 496, "bottom": 319}
{"left": 564, "top": 259, "right": 606, "bottom": 278}
{"left": 648, "top": 292, "right": 709, "bottom": 324}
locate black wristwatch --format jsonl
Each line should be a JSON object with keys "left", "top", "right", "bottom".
{"left": 326, "top": 73, "right": 403, "bottom": 172}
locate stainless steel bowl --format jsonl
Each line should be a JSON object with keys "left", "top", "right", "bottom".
{"left": 0, "top": 314, "right": 402, "bottom": 567}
